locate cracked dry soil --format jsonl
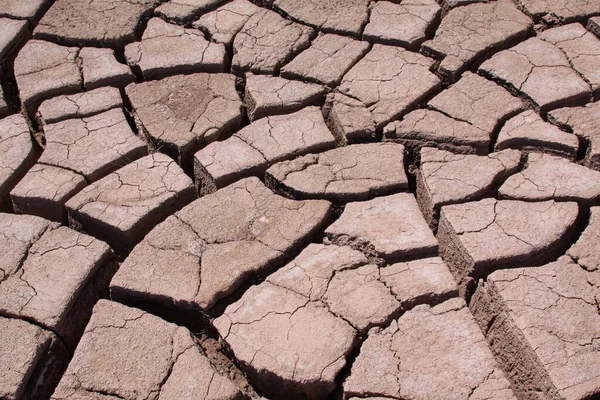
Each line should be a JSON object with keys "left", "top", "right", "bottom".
{"left": 1, "top": 0, "right": 600, "bottom": 399}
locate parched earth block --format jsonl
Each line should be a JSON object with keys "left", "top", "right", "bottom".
{"left": 471, "top": 256, "right": 600, "bottom": 400}
{"left": 51, "top": 299, "right": 243, "bottom": 400}
{"left": 266, "top": 142, "right": 409, "bottom": 203}
{"left": 421, "top": 0, "right": 532, "bottom": 80}
{"left": 338, "top": 44, "right": 440, "bottom": 129}
{"left": 325, "top": 193, "right": 438, "bottom": 262}
{"left": 0, "top": 213, "right": 115, "bottom": 349}
{"left": 36, "top": 87, "right": 123, "bottom": 125}
{"left": 215, "top": 244, "right": 458, "bottom": 399}
{"left": 344, "top": 298, "right": 517, "bottom": 400}
{"left": 126, "top": 73, "right": 242, "bottom": 170}
{"left": 438, "top": 198, "right": 579, "bottom": 283}
{"left": 417, "top": 147, "right": 521, "bottom": 229}
{"left": 110, "top": 177, "right": 332, "bottom": 313}
{"left": 194, "top": 106, "right": 336, "bottom": 194}
{"left": 66, "top": 153, "right": 196, "bottom": 254}
{"left": 1, "top": 316, "right": 69, "bottom": 400}
{"left": 34, "top": 0, "right": 160, "bottom": 46}
{"left": 0, "top": 114, "right": 37, "bottom": 211}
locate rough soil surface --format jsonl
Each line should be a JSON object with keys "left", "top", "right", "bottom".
{"left": 479, "top": 37, "right": 592, "bottom": 111}
{"left": 244, "top": 74, "right": 326, "bottom": 122}
{"left": 215, "top": 244, "right": 458, "bottom": 398}
{"left": 438, "top": 198, "right": 579, "bottom": 282}
{"left": 266, "top": 142, "right": 409, "bottom": 202}
{"left": 280, "top": 33, "right": 369, "bottom": 87}
{"left": 0, "top": 316, "right": 68, "bottom": 400}
{"left": 0, "top": 213, "right": 114, "bottom": 348}
{"left": 471, "top": 256, "right": 600, "bottom": 400}
{"left": 344, "top": 298, "right": 517, "bottom": 400}
{"left": 0, "top": 114, "right": 37, "bottom": 210}
{"left": 421, "top": 0, "right": 532, "bottom": 79}
{"left": 549, "top": 100, "right": 600, "bottom": 170}
{"left": 495, "top": 110, "right": 579, "bottom": 158}
{"left": 36, "top": 87, "right": 123, "bottom": 125}
{"left": 52, "top": 300, "right": 243, "bottom": 400}
{"left": 14, "top": 40, "right": 81, "bottom": 108}
{"left": 232, "top": 9, "right": 314, "bottom": 74}
{"left": 110, "top": 177, "right": 331, "bottom": 311}
{"left": 0, "top": 0, "right": 49, "bottom": 20}
{"left": 124, "top": 18, "right": 227, "bottom": 80}
{"left": 363, "top": 0, "right": 441, "bottom": 50}
{"left": 34, "top": 0, "right": 160, "bottom": 46}
{"left": 65, "top": 153, "right": 196, "bottom": 254}
{"left": 499, "top": 152, "right": 600, "bottom": 204}
{"left": 325, "top": 193, "right": 438, "bottom": 262}
{"left": 417, "top": 147, "right": 521, "bottom": 229}
{"left": 0, "top": 17, "right": 28, "bottom": 61}
{"left": 338, "top": 44, "right": 440, "bottom": 129}
{"left": 4, "top": 1, "right": 600, "bottom": 398}
{"left": 192, "top": 0, "right": 260, "bottom": 45}
{"left": 125, "top": 73, "right": 242, "bottom": 168}
{"left": 272, "top": 0, "right": 370, "bottom": 37}
{"left": 194, "top": 106, "right": 335, "bottom": 194}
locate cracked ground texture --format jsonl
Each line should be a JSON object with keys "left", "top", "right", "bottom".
{"left": 1, "top": 0, "right": 600, "bottom": 399}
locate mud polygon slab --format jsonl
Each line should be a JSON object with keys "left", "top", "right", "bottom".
{"left": 325, "top": 92, "right": 376, "bottom": 142}
{"left": 14, "top": 40, "right": 81, "bottom": 108}
{"left": 421, "top": 0, "right": 532, "bottom": 79}
{"left": 34, "top": 0, "right": 160, "bottom": 46}
{"left": 37, "top": 87, "right": 123, "bottom": 125}
{"left": 281, "top": 33, "right": 369, "bottom": 87}
{"left": 273, "top": 0, "right": 370, "bottom": 36}
{"left": 194, "top": 106, "right": 335, "bottom": 193}
{"left": 517, "top": 0, "right": 599, "bottom": 24}
{"left": 232, "top": 9, "right": 315, "bottom": 74}
{"left": 568, "top": 206, "right": 600, "bottom": 271}
{"left": 244, "top": 74, "right": 325, "bottom": 122}
{"left": 417, "top": 147, "right": 521, "bottom": 228}
{"left": 438, "top": 198, "right": 578, "bottom": 281}
{"left": 379, "top": 257, "right": 458, "bottom": 309}
{"left": 383, "top": 109, "right": 490, "bottom": 154}
{"left": 479, "top": 37, "right": 592, "bottom": 111}
{"left": 549, "top": 101, "right": 600, "bottom": 170}
{"left": 266, "top": 143, "right": 409, "bottom": 203}
{"left": 363, "top": 0, "right": 440, "bottom": 49}
{"left": 214, "top": 244, "right": 383, "bottom": 398}
{"left": 589, "top": 16, "right": 600, "bottom": 37}
{"left": 339, "top": 44, "right": 440, "bottom": 128}
{"left": 192, "top": 0, "right": 261, "bottom": 45}
{"left": 0, "top": 114, "right": 37, "bottom": 206}
{"left": 344, "top": 298, "right": 517, "bottom": 400}
{"left": 325, "top": 193, "right": 438, "bottom": 262}
{"left": 540, "top": 23, "right": 600, "bottom": 97}
{"left": 0, "top": 85, "right": 7, "bottom": 118}
{"left": 38, "top": 108, "right": 147, "bottom": 182}
{"left": 499, "top": 152, "right": 600, "bottom": 204}
{"left": 0, "top": 0, "right": 49, "bottom": 20}
{"left": 66, "top": 153, "right": 195, "bottom": 254}
{"left": 428, "top": 72, "right": 525, "bottom": 134}
{"left": 156, "top": 0, "right": 228, "bottom": 22}
{"left": 495, "top": 110, "right": 579, "bottom": 158}
{"left": 126, "top": 73, "right": 241, "bottom": 168}
{"left": 0, "top": 317, "right": 67, "bottom": 400}
{"left": 471, "top": 257, "right": 600, "bottom": 400}
{"left": 0, "top": 215, "right": 113, "bottom": 347}
{"left": 52, "top": 300, "right": 243, "bottom": 400}
{"left": 11, "top": 164, "right": 86, "bottom": 222}
{"left": 125, "top": 18, "right": 227, "bottom": 80}
{"left": 0, "top": 17, "right": 28, "bottom": 61}
{"left": 110, "top": 177, "right": 332, "bottom": 311}
{"left": 79, "top": 47, "right": 134, "bottom": 90}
